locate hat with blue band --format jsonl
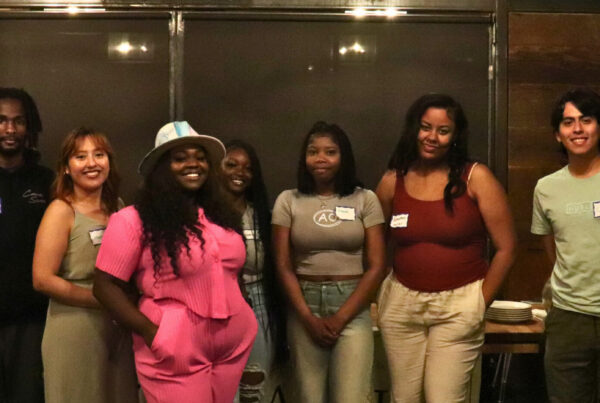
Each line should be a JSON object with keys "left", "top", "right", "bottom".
{"left": 138, "top": 121, "right": 225, "bottom": 176}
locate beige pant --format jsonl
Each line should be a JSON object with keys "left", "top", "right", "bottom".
{"left": 377, "top": 274, "right": 485, "bottom": 403}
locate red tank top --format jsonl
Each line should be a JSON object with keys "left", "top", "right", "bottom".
{"left": 391, "top": 163, "right": 488, "bottom": 291}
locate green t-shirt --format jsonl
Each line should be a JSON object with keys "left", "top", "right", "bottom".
{"left": 531, "top": 165, "right": 600, "bottom": 316}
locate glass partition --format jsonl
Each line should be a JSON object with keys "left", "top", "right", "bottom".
{"left": 183, "top": 17, "right": 491, "bottom": 201}
{"left": 0, "top": 16, "right": 170, "bottom": 203}
{"left": 1, "top": 14, "right": 491, "bottom": 203}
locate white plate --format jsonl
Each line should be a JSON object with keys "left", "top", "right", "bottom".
{"left": 489, "top": 300, "right": 532, "bottom": 310}
{"left": 486, "top": 316, "right": 532, "bottom": 320}
{"left": 486, "top": 316, "right": 533, "bottom": 323}
{"left": 487, "top": 308, "right": 531, "bottom": 315}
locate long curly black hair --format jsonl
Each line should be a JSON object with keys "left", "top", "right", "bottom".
{"left": 224, "top": 139, "right": 288, "bottom": 366}
{"left": 135, "top": 146, "right": 241, "bottom": 278}
{"left": 387, "top": 93, "right": 471, "bottom": 212}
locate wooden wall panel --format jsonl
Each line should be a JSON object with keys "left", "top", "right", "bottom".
{"left": 505, "top": 12, "right": 600, "bottom": 300}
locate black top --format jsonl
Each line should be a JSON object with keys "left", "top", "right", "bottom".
{"left": 0, "top": 161, "right": 54, "bottom": 323}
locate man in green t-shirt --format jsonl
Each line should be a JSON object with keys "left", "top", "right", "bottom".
{"left": 531, "top": 87, "right": 600, "bottom": 403}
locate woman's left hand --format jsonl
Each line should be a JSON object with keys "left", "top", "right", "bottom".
{"left": 303, "top": 315, "right": 339, "bottom": 347}
{"left": 322, "top": 314, "right": 346, "bottom": 338}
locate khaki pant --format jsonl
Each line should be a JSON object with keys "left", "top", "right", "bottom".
{"left": 378, "top": 274, "right": 485, "bottom": 403}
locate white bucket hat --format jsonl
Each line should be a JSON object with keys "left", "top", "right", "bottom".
{"left": 138, "top": 121, "right": 225, "bottom": 176}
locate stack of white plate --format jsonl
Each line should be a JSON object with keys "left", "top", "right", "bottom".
{"left": 485, "top": 300, "right": 532, "bottom": 323}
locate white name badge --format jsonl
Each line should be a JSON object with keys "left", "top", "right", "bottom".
{"left": 89, "top": 228, "right": 105, "bottom": 246}
{"left": 335, "top": 206, "right": 356, "bottom": 221}
{"left": 390, "top": 214, "right": 409, "bottom": 228}
{"left": 243, "top": 229, "right": 256, "bottom": 240}
{"left": 593, "top": 201, "right": 600, "bottom": 218}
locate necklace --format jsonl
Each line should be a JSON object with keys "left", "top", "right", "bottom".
{"left": 316, "top": 193, "right": 336, "bottom": 209}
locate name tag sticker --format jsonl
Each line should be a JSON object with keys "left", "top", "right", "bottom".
{"left": 594, "top": 201, "right": 600, "bottom": 218}
{"left": 390, "top": 214, "right": 409, "bottom": 228}
{"left": 335, "top": 206, "right": 356, "bottom": 221}
{"left": 89, "top": 228, "right": 105, "bottom": 246}
{"left": 243, "top": 229, "right": 256, "bottom": 240}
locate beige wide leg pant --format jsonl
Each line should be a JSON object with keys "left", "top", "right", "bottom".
{"left": 378, "top": 274, "right": 485, "bottom": 403}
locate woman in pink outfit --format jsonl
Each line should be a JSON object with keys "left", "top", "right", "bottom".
{"left": 93, "top": 121, "right": 257, "bottom": 403}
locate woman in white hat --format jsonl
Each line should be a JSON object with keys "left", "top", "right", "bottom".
{"left": 93, "top": 121, "right": 257, "bottom": 403}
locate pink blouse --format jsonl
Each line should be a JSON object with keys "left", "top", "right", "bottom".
{"left": 96, "top": 206, "right": 246, "bottom": 319}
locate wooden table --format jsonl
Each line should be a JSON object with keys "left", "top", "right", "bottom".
{"left": 482, "top": 318, "right": 545, "bottom": 403}
{"left": 484, "top": 317, "right": 545, "bottom": 353}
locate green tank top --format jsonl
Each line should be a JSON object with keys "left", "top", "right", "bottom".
{"left": 58, "top": 211, "right": 106, "bottom": 288}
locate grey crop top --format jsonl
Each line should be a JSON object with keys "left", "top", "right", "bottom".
{"left": 271, "top": 187, "right": 384, "bottom": 276}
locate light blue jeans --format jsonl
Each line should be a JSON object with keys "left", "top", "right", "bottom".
{"left": 234, "top": 281, "right": 279, "bottom": 403}
{"left": 286, "top": 279, "right": 373, "bottom": 403}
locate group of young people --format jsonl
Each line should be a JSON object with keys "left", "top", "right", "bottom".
{"left": 0, "top": 85, "right": 598, "bottom": 403}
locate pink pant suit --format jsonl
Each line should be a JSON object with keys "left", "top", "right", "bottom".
{"left": 96, "top": 206, "right": 257, "bottom": 403}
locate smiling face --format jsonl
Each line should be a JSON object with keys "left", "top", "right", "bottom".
{"left": 221, "top": 148, "right": 252, "bottom": 197}
{"left": 305, "top": 134, "right": 341, "bottom": 188}
{"left": 66, "top": 136, "right": 110, "bottom": 194}
{"left": 0, "top": 98, "right": 27, "bottom": 158}
{"left": 416, "top": 107, "right": 455, "bottom": 162}
{"left": 556, "top": 102, "right": 600, "bottom": 159}
{"left": 169, "top": 145, "right": 209, "bottom": 192}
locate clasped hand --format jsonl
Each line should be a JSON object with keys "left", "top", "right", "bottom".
{"left": 304, "top": 314, "right": 347, "bottom": 347}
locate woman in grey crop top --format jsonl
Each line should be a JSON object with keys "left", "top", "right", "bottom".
{"left": 32, "top": 128, "right": 138, "bottom": 403}
{"left": 272, "top": 121, "right": 386, "bottom": 403}
{"left": 221, "top": 140, "right": 286, "bottom": 403}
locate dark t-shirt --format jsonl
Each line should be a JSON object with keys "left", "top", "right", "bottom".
{"left": 0, "top": 161, "right": 54, "bottom": 322}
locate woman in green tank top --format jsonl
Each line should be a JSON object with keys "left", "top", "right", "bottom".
{"left": 32, "top": 128, "right": 138, "bottom": 403}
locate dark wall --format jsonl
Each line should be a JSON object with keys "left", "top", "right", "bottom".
{"left": 1, "top": 14, "right": 492, "bottom": 205}
{"left": 183, "top": 18, "right": 491, "bottom": 202}
{"left": 506, "top": 12, "right": 600, "bottom": 300}
{"left": 0, "top": 17, "right": 170, "bottom": 203}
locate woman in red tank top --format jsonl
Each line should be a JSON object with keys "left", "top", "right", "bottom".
{"left": 375, "top": 94, "right": 516, "bottom": 402}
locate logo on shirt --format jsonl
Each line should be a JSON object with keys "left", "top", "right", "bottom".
{"left": 313, "top": 209, "right": 342, "bottom": 228}
{"left": 565, "top": 201, "right": 593, "bottom": 215}
{"left": 22, "top": 189, "right": 46, "bottom": 204}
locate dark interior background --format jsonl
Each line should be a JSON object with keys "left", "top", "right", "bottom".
{"left": 184, "top": 18, "right": 490, "bottom": 203}
{"left": 0, "top": 17, "right": 170, "bottom": 202}
{"left": 1, "top": 15, "right": 490, "bottom": 204}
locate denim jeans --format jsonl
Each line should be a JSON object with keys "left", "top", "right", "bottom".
{"left": 286, "top": 279, "right": 373, "bottom": 403}
{"left": 234, "top": 281, "right": 279, "bottom": 403}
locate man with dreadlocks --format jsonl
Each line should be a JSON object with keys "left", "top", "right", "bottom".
{"left": 0, "top": 87, "right": 53, "bottom": 403}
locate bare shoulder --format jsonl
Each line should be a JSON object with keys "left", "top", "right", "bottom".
{"left": 376, "top": 170, "right": 397, "bottom": 196}
{"left": 376, "top": 170, "right": 397, "bottom": 219}
{"left": 381, "top": 169, "right": 397, "bottom": 183}
{"left": 468, "top": 163, "right": 505, "bottom": 199}
{"left": 43, "top": 199, "right": 75, "bottom": 225}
